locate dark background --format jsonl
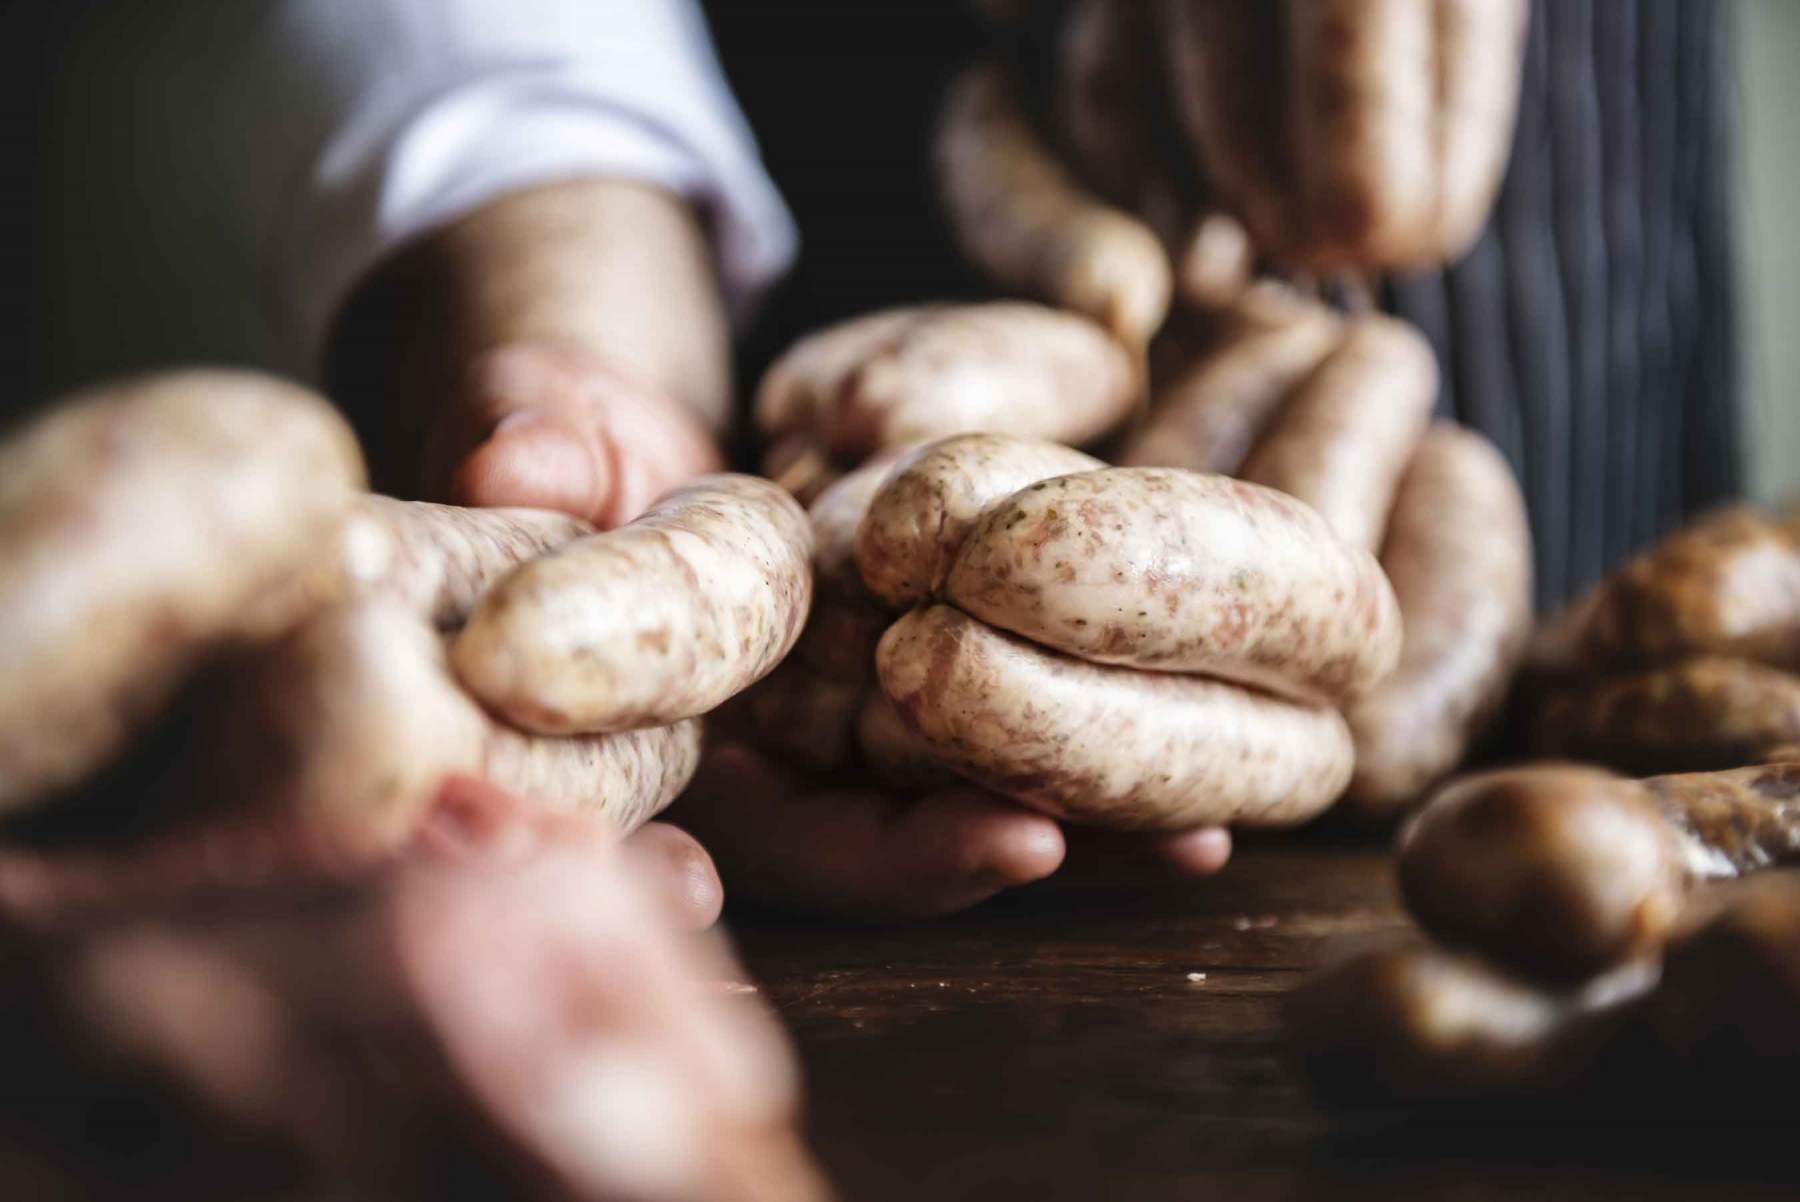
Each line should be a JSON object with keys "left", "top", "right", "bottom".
{"left": 0, "top": 1, "right": 1745, "bottom": 609}
{"left": 705, "top": 0, "right": 1742, "bottom": 609}
{"left": 702, "top": 1, "right": 989, "bottom": 376}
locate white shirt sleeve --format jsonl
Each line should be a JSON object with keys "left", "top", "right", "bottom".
{"left": 245, "top": 0, "right": 797, "bottom": 365}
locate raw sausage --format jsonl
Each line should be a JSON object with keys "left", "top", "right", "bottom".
{"left": 1238, "top": 315, "right": 1439, "bottom": 553}
{"left": 1398, "top": 760, "right": 1800, "bottom": 983}
{"left": 944, "top": 468, "right": 1402, "bottom": 703}
{"left": 876, "top": 605, "right": 1354, "bottom": 830}
{"left": 1397, "top": 765, "right": 1687, "bottom": 982}
{"left": 1120, "top": 283, "right": 1343, "bottom": 474}
{"left": 855, "top": 434, "right": 1104, "bottom": 610}
{"left": 1433, "top": 0, "right": 1532, "bottom": 260}
{"left": 1530, "top": 656, "right": 1800, "bottom": 776}
{"left": 344, "top": 497, "right": 593, "bottom": 629}
{"left": 1575, "top": 507, "right": 1800, "bottom": 672}
{"left": 755, "top": 304, "right": 1138, "bottom": 463}
{"left": 1286, "top": 0, "right": 1438, "bottom": 268}
{"left": 1346, "top": 424, "right": 1532, "bottom": 815}
{"left": 793, "top": 451, "right": 909, "bottom": 681}
{"left": 937, "top": 64, "right": 1173, "bottom": 346}
{"left": 201, "top": 599, "right": 703, "bottom": 858}
{"left": 0, "top": 369, "right": 364, "bottom": 815}
{"left": 453, "top": 474, "right": 813, "bottom": 734}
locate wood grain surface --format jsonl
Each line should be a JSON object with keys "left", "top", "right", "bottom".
{"left": 736, "top": 839, "right": 1798, "bottom": 1201}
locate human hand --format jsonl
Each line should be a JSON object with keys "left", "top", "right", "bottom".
{"left": 0, "top": 795, "right": 820, "bottom": 1201}
{"left": 669, "top": 738, "right": 1231, "bottom": 921}
{"left": 328, "top": 179, "right": 732, "bottom": 528}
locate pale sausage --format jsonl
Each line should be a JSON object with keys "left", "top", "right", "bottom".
{"left": 944, "top": 468, "right": 1402, "bottom": 704}
{"left": 453, "top": 475, "right": 813, "bottom": 734}
{"left": 877, "top": 605, "right": 1354, "bottom": 830}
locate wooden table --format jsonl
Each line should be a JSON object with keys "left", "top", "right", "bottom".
{"left": 735, "top": 840, "right": 1799, "bottom": 1202}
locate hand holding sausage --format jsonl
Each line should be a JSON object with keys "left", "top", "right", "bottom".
{"left": 453, "top": 474, "right": 813, "bottom": 735}
{"left": 0, "top": 370, "right": 364, "bottom": 817}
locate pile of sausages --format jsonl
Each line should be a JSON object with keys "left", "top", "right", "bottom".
{"left": 1292, "top": 501, "right": 1800, "bottom": 1102}
{"left": 1525, "top": 506, "right": 1800, "bottom": 774}
{"left": 0, "top": 369, "right": 813, "bottom": 915}
{"left": 941, "top": 0, "right": 1530, "bottom": 345}
{"left": 0, "top": 368, "right": 830, "bottom": 1200}
{"left": 1126, "top": 285, "right": 1534, "bottom": 815}
{"left": 739, "top": 431, "right": 1405, "bottom": 834}
{"left": 1293, "top": 759, "right": 1800, "bottom": 1104}
{"left": 750, "top": 276, "right": 1535, "bottom": 824}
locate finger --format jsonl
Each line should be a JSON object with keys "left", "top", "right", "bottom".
{"left": 624, "top": 822, "right": 726, "bottom": 931}
{"left": 671, "top": 743, "right": 1066, "bottom": 920}
{"left": 452, "top": 409, "right": 617, "bottom": 524}
{"left": 1061, "top": 824, "right": 1233, "bottom": 881}
{"left": 1144, "top": 826, "right": 1234, "bottom": 876}
{"left": 432, "top": 344, "right": 720, "bottom": 528}
{"left": 392, "top": 841, "right": 802, "bottom": 1187}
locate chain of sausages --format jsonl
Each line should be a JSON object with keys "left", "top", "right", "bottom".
{"left": 1293, "top": 760, "right": 1800, "bottom": 1105}
{"left": 739, "top": 432, "right": 1403, "bottom": 832}
{"left": 0, "top": 372, "right": 814, "bottom": 923}
{"left": 1524, "top": 505, "right": 1800, "bottom": 773}
{"left": 946, "top": 0, "right": 1529, "bottom": 320}
{"left": 1123, "top": 287, "right": 1534, "bottom": 818}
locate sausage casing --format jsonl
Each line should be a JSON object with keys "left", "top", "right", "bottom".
{"left": 877, "top": 605, "right": 1354, "bottom": 830}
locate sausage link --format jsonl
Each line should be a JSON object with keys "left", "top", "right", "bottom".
{"left": 1346, "top": 424, "right": 1533, "bottom": 815}
{"left": 1529, "top": 656, "right": 1800, "bottom": 776}
{"left": 736, "top": 657, "right": 868, "bottom": 775}
{"left": 735, "top": 455, "right": 913, "bottom": 772}
{"left": 199, "top": 600, "right": 702, "bottom": 859}
{"left": 855, "top": 434, "right": 1104, "bottom": 610}
{"left": 1397, "top": 765, "right": 1688, "bottom": 982}
{"left": 937, "top": 64, "right": 1172, "bottom": 346}
{"left": 944, "top": 468, "right": 1401, "bottom": 703}
{"left": 1163, "top": 1, "right": 1297, "bottom": 261}
{"left": 756, "top": 304, "right": 1137, "bottom": 463}
{"left": 0, "top": 370, "right": 364, "bottom": 816}
{"left": 1576, "top": 507, "right": 1800, "bottom": 672}
{"left": 481, "top": 717, "right": 701, "bottom": 836}
{"left": 453, "top": 475, "right": 813, "bottom": 734}
{"left": 1238, "top": 314, "right": 1439, "bottom": 552}
{"left": 856, "top": 692, "right": 960, "bottom": 794}
{"left": 1431, "top": 0, "right": 1531, "bottom": 261}
{"left": 1121, "top": 283, "right": 1343, "bottom": 474}
{"left": 1286, "top": 0, "right": 1437, "bottom": 268}
{"left": 754, "top": 309, "right": 919, "bottom": 442}
{"left": 343, "top": 497, "right": 593, "bottom": 629}
{"left": 876, "top": 605, "right": 1354, "bottom": 830}
{"left": 1399, "top": 760, "right": 1800, "bottom": 985}
{"left": 792, "top": 451, "right": 910, "bottom": 682}
{"left": 1170, "top": 211, "right": 1255, "bottom": 312}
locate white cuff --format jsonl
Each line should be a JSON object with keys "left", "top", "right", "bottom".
{"left": 276, "top": 61, "right": 797, "bottom": 364}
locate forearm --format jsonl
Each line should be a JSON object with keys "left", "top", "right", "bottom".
{"left": 325, "top": 178, "right": 732, "bottom": 488}
{"left": 411, "top": 178, "right": 733, "bottom": 433}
